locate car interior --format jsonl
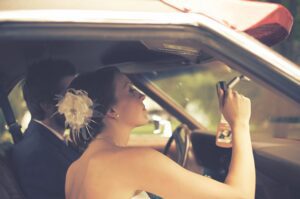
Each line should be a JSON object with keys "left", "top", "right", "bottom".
{"left": 0, "top": 24, "right": 299, "bottom": 199}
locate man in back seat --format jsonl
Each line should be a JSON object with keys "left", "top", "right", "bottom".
{"left": 12, "top": 59, "right": 81, "bottom": 199}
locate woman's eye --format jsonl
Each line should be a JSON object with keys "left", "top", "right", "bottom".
{"left": 129, "top": 85, "right": 137, "bottom": 93}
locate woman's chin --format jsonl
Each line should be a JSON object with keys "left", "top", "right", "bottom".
{"left": 136, "top": 118, "right": 149, "bottom": 127}
{"left": 143, "top": 116, "right": 150, "bottom": 124}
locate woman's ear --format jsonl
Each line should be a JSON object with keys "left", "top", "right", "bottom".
{"left": 106, "top": 108, "right": 120, "bottom": 120}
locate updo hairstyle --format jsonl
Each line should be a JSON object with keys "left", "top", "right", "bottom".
{"left": 65, "top": 67, "right": 120, "bottom": 148}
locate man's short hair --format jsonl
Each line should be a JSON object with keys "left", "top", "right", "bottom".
{"left": 23, "top": 58, "right": 76, "bottom": 120}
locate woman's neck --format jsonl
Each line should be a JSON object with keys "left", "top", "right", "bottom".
{"left": 95, "top": 123, "right": 132, "bottom": 147}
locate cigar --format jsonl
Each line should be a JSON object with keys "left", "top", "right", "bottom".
{"left": 217, "top": 75, "right": 250, "bottom": 107}
{"left": 227, "top": 75, "right": 250, "bottom": 88}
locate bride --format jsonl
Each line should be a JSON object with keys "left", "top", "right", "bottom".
{"left": 57, "top": 67, "right": 255, "bottom": 199}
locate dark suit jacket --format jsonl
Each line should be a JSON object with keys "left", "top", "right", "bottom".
{"left": 12, "top": 120, "right": 81, "bottom": 199}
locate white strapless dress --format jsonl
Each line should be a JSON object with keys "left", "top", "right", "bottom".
{"left": 132, "top": 191, "right": 151, "bottom": 199}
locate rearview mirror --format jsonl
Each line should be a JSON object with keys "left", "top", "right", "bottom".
{"left": 149, "top": 114, "right": 172, "bottom": 137}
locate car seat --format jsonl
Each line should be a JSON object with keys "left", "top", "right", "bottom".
{"left": 0, "top": 145, "right": 25, "bottom": 199}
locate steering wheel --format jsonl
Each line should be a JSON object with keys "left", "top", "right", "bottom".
{"left": 163, "top": 124, "right": 191, "bottom": 167}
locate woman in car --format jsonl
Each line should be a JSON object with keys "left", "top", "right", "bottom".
{"left": 58, "top": 67, "right": 255, "bottom": 199}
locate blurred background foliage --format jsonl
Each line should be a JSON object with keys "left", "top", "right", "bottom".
{"left": 151, "top": 64, "right": 300, "bottom": 139}
{"left": 267, "top": 0, "right": 300, "bottom": 63}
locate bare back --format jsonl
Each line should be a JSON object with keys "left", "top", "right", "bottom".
{"left": 66, "top": 145, "right": 139, "bottom": 199}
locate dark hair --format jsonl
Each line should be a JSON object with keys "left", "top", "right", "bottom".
{"left": 23, "top": 59, "right": 76, "bottom": 120}
{"left": 66, "top": 67, "right": 120, "bottom": 147}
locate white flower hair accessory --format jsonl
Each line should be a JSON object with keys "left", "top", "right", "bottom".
{"left": 57, "top": 89, "right": 94, "bottom": 134}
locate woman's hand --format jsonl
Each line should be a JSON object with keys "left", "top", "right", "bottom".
{"left": 218, "top": 89, "right": 251, "bottom": 128}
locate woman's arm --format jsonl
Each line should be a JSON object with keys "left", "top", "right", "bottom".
{"left": 121, "top": 89, "right": 255, "bottom": 199}
{"left": 225, "top": 123, "right": 255, "bottom": 198}
{"left": 222, "top": 89, "right": 255, "bottom": 199}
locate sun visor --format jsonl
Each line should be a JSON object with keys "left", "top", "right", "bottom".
{"left": 161, "top": 0, "right": 293, "bottom": 46}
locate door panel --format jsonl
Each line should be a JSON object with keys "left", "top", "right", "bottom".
{"left": 190, "top": 131, "right": 300, "bottom": 199}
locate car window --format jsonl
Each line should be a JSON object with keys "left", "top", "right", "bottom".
{"left": 0, "top": 79, "right": 176, "bottom": 150}
{"left": 131, "top": 96, "right": 180, "bottom": 138}
{"left": 0, "top": 81, "right": 28, "bottom": 154}
{"left": 0, "top": 81, "right": 29, "bottom": 142}
{"left": 144, "top": 62, "right": 300, "bottom": 141}
{"left": 126, "top": 84, "right": 179, "bottom": 138}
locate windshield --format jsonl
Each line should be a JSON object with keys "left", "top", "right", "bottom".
{"left": 144, "top": 62, "right": 300, "bottom": 141}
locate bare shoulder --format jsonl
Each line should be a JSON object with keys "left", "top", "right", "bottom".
{"left": 120, "top": 147, "right": 161, "bottom": 159}
{"left": 114, "top": 147, "right": 184, "bottom": 178}
{"left": 65, "top": 159, "right": 78, "bottom": 196}
{"left": 118, "top": 147, "right": 169, "bottom": 166}
{"left": 83, "top": 147, "right": 166, "bottom": 187}
{"left": 66, "top": 159, "right": 78, "bottom": 179}
{"left": 89, "top": 147, "right": 162, "bottom": 168}
{"left": 88, "top": 147, "right": 171, "bottom": 176}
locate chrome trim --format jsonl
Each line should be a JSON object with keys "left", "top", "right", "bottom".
{"left": 0, "top": 10, "right": 198, "bottom": 24}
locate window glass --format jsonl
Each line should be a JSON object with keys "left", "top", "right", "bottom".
{"left": 8, "top": 80, "right": 31, "bottom": 133}
{"left": 0, "top": 80, "right": 29, "bottom": 154}
{"left": 144, "top": 62, "right": 300, "bottom": 141}
{"left": 131, "top": 96, "right": 180, "bottom": 138}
